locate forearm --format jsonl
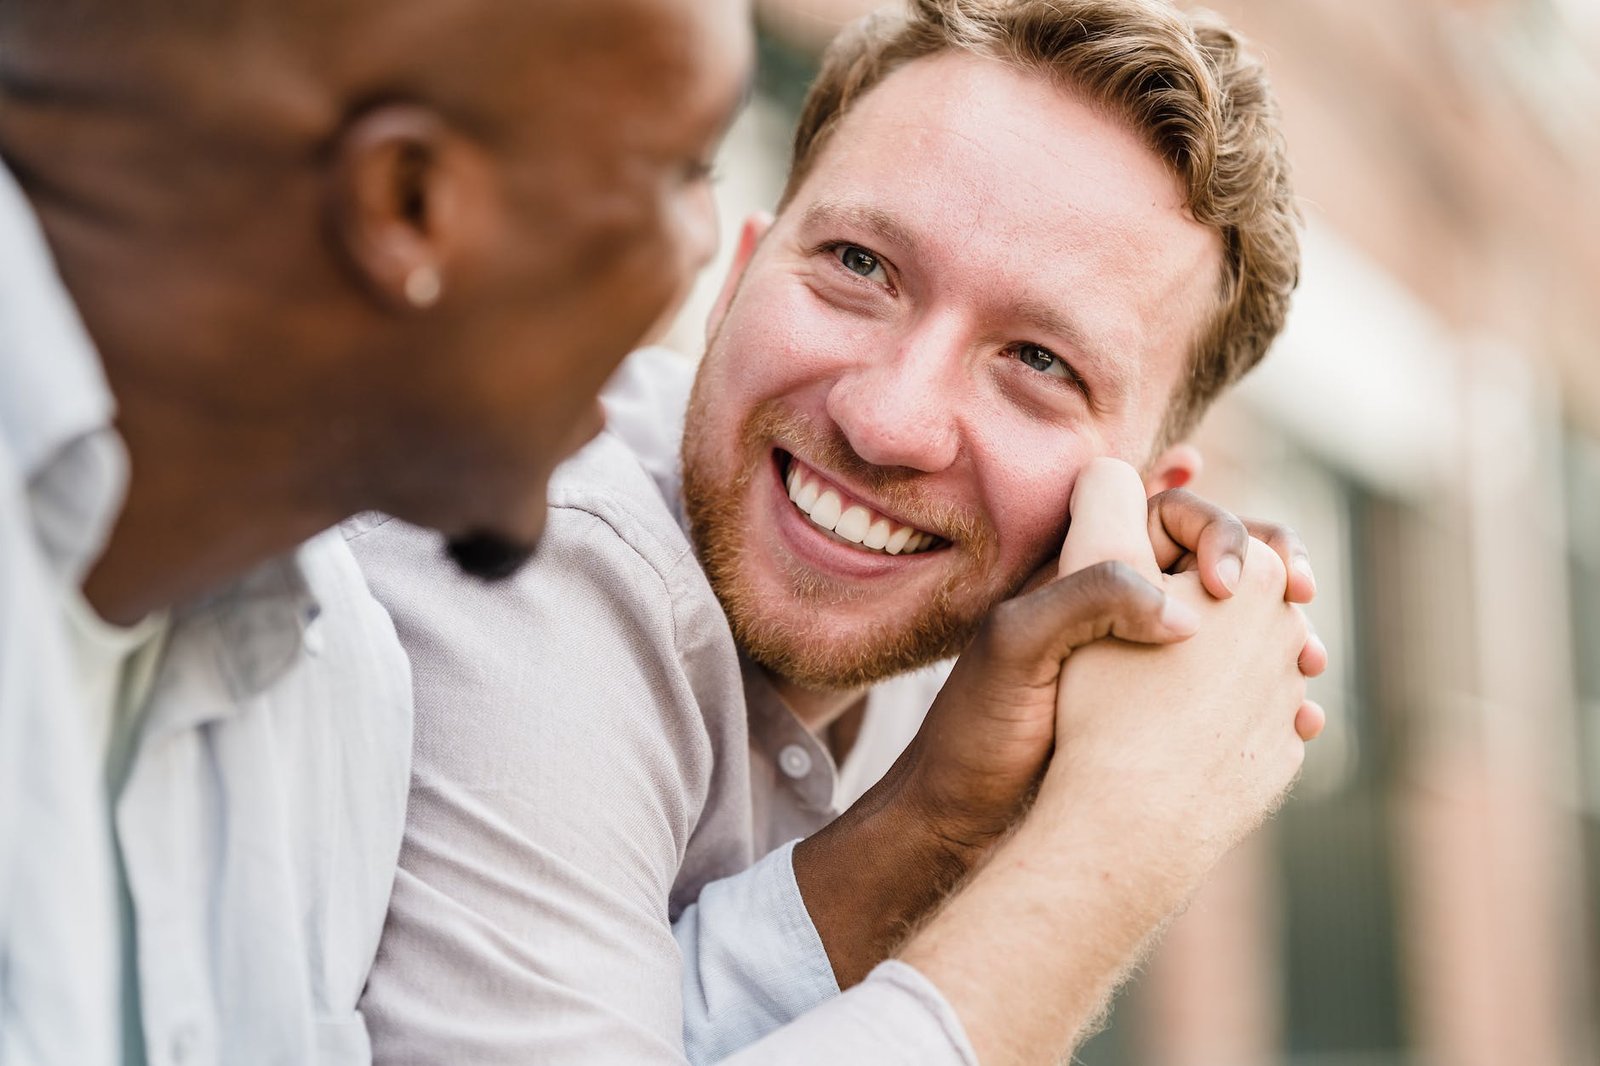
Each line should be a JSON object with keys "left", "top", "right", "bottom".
{"left": 793, "top": 760, "right": 981, "bottom": 989}
{"left": 895, "top": 773, "right": 1190, "bottom": 1065}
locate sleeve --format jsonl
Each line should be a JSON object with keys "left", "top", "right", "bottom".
{"left": 673, "top": 848, "right": 976, "bottom": 1066}
{"left": 716, "top": 962, "right": 979, "bottom": 1066}
{"left": 674, "top": 841, "right": 838, "bottom": 1063}
{"left": 351, "top": 507, "right": 742, "bottom": 1065}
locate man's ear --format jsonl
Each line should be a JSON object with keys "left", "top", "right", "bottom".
{"left": 324, "top": 104, "right": 492, "bottom": 312}
{"left": 706, "top": 212, "right": 772, "bottom": 338}
{"left": 1143, "top": 441, "right": 1202, "bottom": 495}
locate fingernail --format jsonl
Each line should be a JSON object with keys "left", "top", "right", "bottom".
{"left": 1217, "top": 556, "right": 1242, "bottom": 593}
{"left": 1160, "top": 595, "right": 1200, "bottom": 634}
{"left": 1292, "top": 556, "right": 1317, "bottom": 595}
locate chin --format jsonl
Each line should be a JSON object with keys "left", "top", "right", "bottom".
{"left": 444, "top": 530, "right": 538, "bottom": 582}
{"left": 734, "top": 595, "right": 983, "bottom": 691}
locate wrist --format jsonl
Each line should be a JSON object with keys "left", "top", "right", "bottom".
{"left": 794, "top": 769, "right": 977, "bottom": 988}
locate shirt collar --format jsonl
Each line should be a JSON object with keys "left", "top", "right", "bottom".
{"left": 175, "top": 547, "right": 322, "bottom": 702}
{"left": 739, "top": 652, "right": 840, "bottom": 814}
{"left": 0, "top": 159, "right": 128, "bottom": 581}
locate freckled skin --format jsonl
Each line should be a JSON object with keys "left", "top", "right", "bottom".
{"left": 683, "top": 51, "right": 1223, "bottom": 686}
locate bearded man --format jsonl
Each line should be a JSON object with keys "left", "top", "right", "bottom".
{"left": 349, "top": 1, "right": 1321, "bottom": 1063}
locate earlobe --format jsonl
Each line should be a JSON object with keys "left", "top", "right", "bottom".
{"left": 705, "top": 211, "right": 773, "bottom": 338}
{"left": 1143, "top": 442, "right": 1202, "bottom": 494}
{"left": 324, "top": 104, "right": 469, "bottom": 312}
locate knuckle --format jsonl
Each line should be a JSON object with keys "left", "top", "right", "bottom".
{"left": 1242, "top": 537, "right": 1288, "bottom": 593}
{"left": 981, "top": 596, "right": 1029, "bottom": 647}
{"left": 1150, "top": 486, "right": 1194, "bottom": 512}
{"left": 1082, "top": 559, "right": 1148, "bottom": 604}
{"left": 1254, "top": 520, "right": 1291, "bottom": 545}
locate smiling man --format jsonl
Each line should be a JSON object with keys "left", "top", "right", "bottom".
{"left": 350, "top": 1, "right": 1315, "bottom": 1063}
{"left": 684, "top": 44, "right": 1246, "bottom": 702}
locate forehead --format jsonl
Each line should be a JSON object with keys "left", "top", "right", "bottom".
{"left": 781, "top": 51, "right": 1221, "bottom": 426}
{"left": 636, "top": 0, "right": 753, "bottom": 118}
{"left": 536, "top": 0, "right": 753, "bottom": 154}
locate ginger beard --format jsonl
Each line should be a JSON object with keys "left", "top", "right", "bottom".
{"left": 682, "top": 382, "right": 1031, "bottom": 692}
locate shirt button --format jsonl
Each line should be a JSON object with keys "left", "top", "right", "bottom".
{"left": 778, "top": 744, "right": 813, "bottom": 780}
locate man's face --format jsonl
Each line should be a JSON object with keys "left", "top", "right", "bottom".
{"left": 402, "top": 0, "right": 753, "bottom": 573}
{"left": 683, "top": 51, "right": 1221, "bottom": 687}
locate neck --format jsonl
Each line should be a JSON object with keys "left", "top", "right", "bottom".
{"left": 83, "top": 367, "right": 352, "bottom": 625}
{"left": 770, "top": 674, "right": 864, "bottom": 735}
{"left": 5, "top": 101, "right": 369, "bottom": 624}
{"left": 30, "top": 205, "right": 353, "bottom": 625}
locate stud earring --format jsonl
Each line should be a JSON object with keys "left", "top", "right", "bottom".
{"left": 404, "top": 264, "right": 442, "bottom": 309}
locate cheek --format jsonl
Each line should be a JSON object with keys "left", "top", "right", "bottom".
{"left": 975, "top": 432, "right": 1090, "bottom": 574}
{"left": 705, "top": 282, "right": 856, "bottom": 419}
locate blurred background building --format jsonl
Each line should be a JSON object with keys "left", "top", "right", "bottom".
{"left": 665, "top": 1, "right": 1600, "bottom": 1063}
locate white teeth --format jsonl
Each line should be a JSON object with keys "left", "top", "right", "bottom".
{"left": 834, "top": 505, "right": 872, "bottom": 544}
{"left": 783, "top": 457, "right": 938, "bottom": 557}
{"left": 795, "top": 478, "right": 820, "bottom": 512}
{"left": 809, "top": 489, "right": 843, "bottom": 531}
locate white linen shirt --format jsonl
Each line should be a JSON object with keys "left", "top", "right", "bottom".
{"left": 0, "top": 160, "right": 414, "bottom": 1066}
{"left": 0, "top": 158, "right": 125, "bottom": 1066}
{"left": 119, "top": 532, "right": 412, "bottom": 1066}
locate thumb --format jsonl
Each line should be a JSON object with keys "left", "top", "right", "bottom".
{"left": 975, "top": 560, "right": 1199, "bottom": 690}
{"left": 1058, "top": 457, "right": 1162, "bottom": 582}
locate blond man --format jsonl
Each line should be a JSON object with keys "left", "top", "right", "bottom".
{"left": 353, "top": 2, "right": 1320, "bottom": 1063}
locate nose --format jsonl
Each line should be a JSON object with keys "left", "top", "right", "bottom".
{"left": 824, "top": 322, "right": 963, "bottom": 473}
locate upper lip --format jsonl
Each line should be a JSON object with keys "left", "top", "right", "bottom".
{"left": 777, "top": 447, "right": 941, "bottom": 541}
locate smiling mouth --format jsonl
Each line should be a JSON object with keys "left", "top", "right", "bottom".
{"left": 777, "top": 451, "right": 945, "bottom": 556}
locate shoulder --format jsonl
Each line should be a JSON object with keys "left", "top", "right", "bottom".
{"left": 344, "top": 430, "right": 707, "bottom": 642}
{"left": 340, "top": 433, "right": 743, "bottom": 790}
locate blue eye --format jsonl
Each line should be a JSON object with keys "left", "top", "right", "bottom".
{"left": 837, "top": 244, "right": 886, "bottom": 282}
{"left": 1016, "top": 343, "right": 1066, "bottom": 377}
{"left": 1011, "top": 342, "right": 1090, "bottom": 398}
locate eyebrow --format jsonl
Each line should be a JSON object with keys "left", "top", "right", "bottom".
{"left": 797, "top": 201, "right": 925, "bottom": 260}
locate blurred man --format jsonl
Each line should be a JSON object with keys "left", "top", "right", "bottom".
{"left": 0, "top": 0, "right": 752, "bottom": 1062}
{"left": 351, "top": 1, "right": 1321, "bottom": 1062}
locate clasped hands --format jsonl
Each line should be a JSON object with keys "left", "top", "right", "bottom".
{"left": 796, "top": 458, "right": 1324, "bottom": 987}
{"left": 897, "top": 458, "right": 1324, "bottom": 873}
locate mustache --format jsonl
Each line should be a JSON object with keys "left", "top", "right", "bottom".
{"left": 743, "top": 401, "right": 990, "bottom": 553}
